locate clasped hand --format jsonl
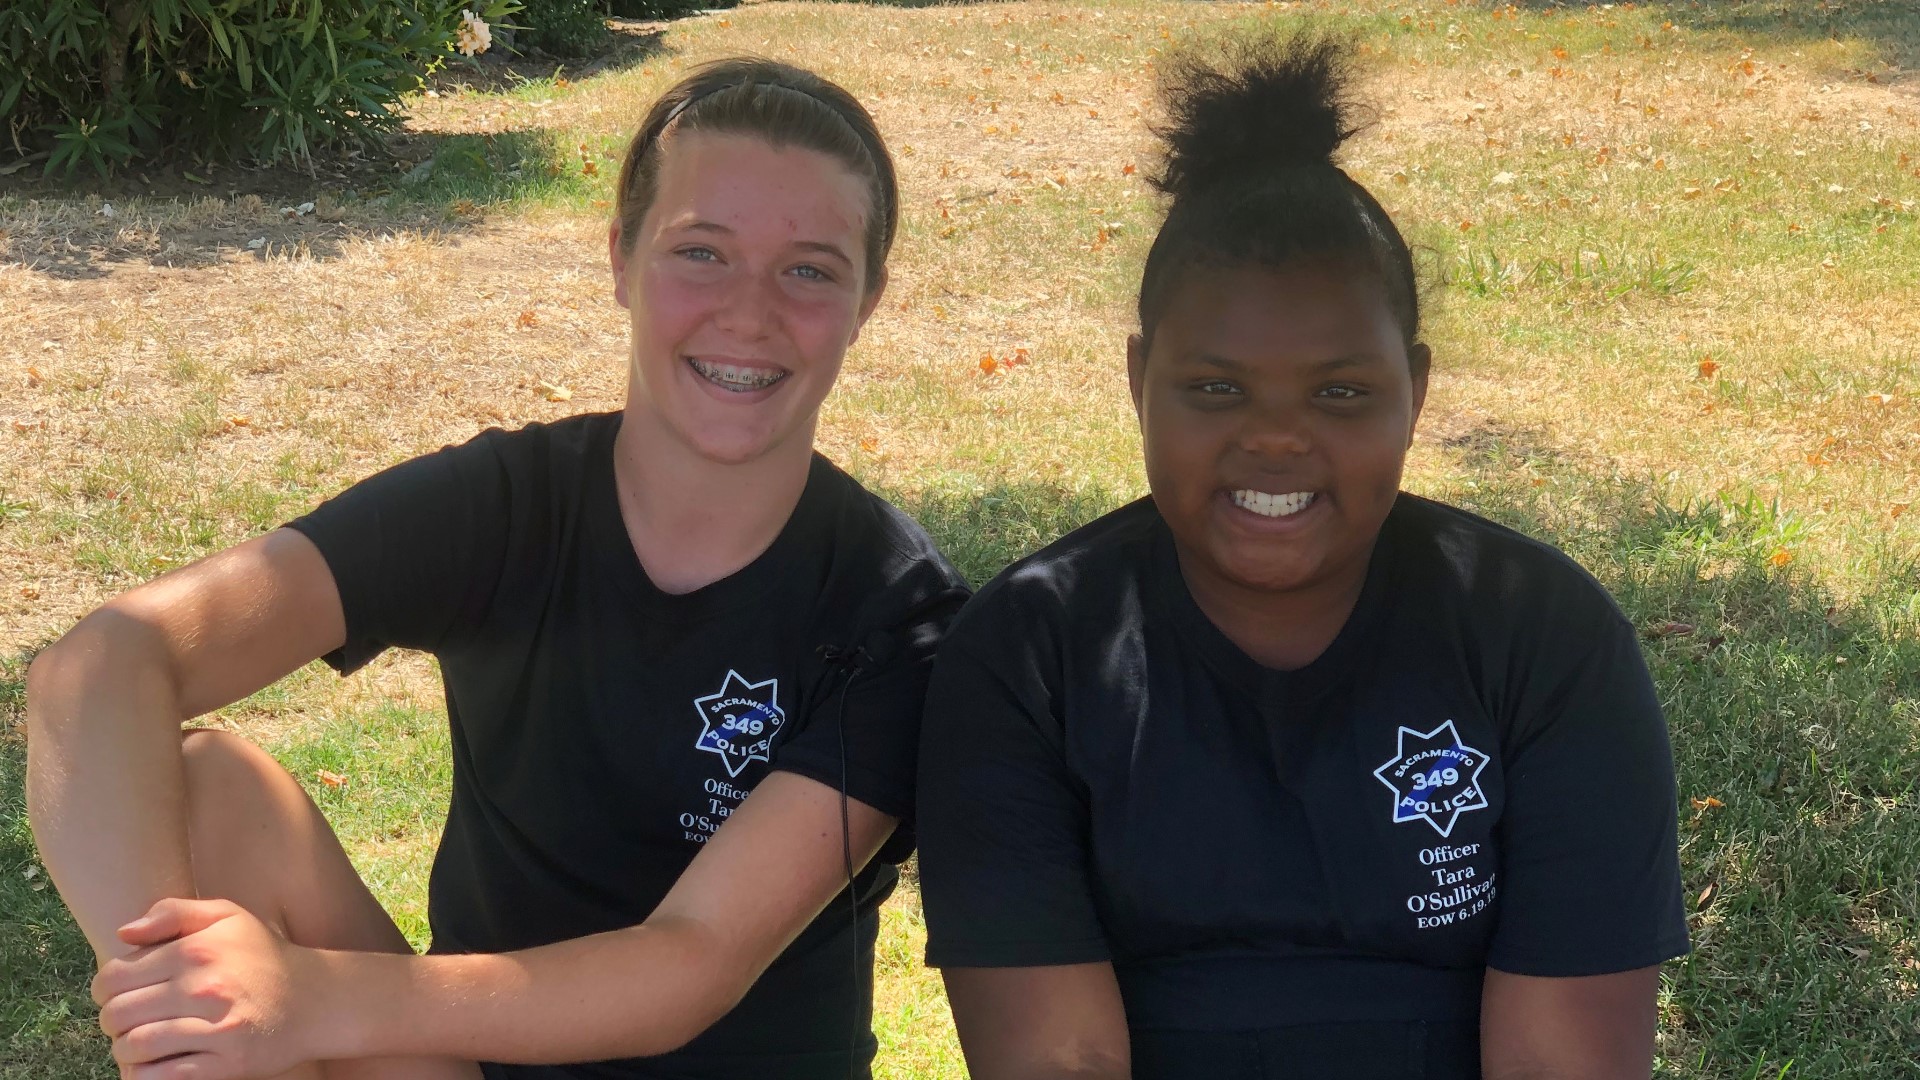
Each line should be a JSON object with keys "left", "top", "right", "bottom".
{"left": 92, "top": 898, "right": 328, "bottom": 1080}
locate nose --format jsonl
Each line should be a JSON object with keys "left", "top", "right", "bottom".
{"left": 1236, "top": 398, "right": 1312, "bottom": 459}
{"left": 712, "top": 268, "right": 780, "bottom": 340}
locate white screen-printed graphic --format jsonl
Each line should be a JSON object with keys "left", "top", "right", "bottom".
{"left": 692, "top": 670, "right": 786, "bottom": 778}
{"left": 1372, "top": 719, "right": 1490, "bottom": 838}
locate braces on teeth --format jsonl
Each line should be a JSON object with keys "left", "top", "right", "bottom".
{"left": 690, "top": 357, "right": 785, "bottom": 391}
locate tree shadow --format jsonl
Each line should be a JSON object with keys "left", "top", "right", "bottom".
{"left": 0, "top": 27, "right": 674, "bottom": 281}
{"left": 0, "top": 126, "right": 602, "bottom": 281}
{"left": 1504, "top": 0, "right": 1920, "bottom": 72}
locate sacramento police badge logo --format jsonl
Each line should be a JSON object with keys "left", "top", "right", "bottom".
{"left": 1372, "top": 720, "right": 1490, "bottom": 837}
{"left": 692, "top": 670, "right": 786, "bottom": 778}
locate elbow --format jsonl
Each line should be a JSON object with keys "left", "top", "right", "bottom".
{"left": 25, "top": 608, "right": 173, "bottom": 739}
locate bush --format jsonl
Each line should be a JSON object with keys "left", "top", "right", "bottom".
{"left": 604, "top": 0, "right": 728, "bottom": 19}
{"left": 0, "top": 0, "right": 519, "bottom": 178}
{"left": 514, "top": 0, "right": 607, "bottom": 55}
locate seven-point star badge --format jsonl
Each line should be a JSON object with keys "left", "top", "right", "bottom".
{"left": 692, "top": 670, "right": 785, "bottom": 778}
{"left": 1372, "top": 720, "right": 1490, "bottom": 837}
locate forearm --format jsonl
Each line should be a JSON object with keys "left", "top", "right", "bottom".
{"left": 333, "top": 916, "right": 750, "bottom": 1064}
{"left": 25, "top": 613, "right": 196, "bottom": 962}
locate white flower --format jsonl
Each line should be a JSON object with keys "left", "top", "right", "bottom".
{"left": 456, "top": 10, "right": 492, "bottom": 57}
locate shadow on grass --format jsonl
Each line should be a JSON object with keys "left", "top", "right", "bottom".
{"left": 1507, "top": 0, "right": 1920, "bottom": 70}
{"left": 0, "top": 127, "right": 606, "bottom": 280}
{"left": 2, "top": 460, "right": 1916, "bottom": 1076}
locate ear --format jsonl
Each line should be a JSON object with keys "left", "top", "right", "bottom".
{"left": 1405, "top": 342, "right": 1432, "bottom": 446}
{"left": 609, "top": 220, "right": 633, "bottom": 311}
{"left": 1126, "top": 332, "right": 1149, "bottom": 417}
{"left": 847, "top": 266, "right": 890, "bottom": 349}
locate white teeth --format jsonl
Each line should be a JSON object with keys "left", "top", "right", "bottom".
{"left": 1230, "top": 490, "right": 1318, "bottom": 518}
{"left": 689, "top": 357, "right": 786, "bottom": 392}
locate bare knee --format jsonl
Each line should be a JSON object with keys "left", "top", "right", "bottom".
{"left": 179, "top": 729, "right": 317, "bottom": 922}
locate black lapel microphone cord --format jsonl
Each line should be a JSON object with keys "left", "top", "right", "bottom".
{"left": 817, "top": 641, "right": 875, "bottom": 1080}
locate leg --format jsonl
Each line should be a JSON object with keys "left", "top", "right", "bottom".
{"left": 180, "top": 729, "right": 480, "bottom": 1080}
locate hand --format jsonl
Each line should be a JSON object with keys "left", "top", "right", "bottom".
{"left": 92, "top": 898, "right": 331, "bottom": 1080}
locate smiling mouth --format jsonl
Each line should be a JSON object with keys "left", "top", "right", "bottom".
{"left": 687, "top": 356, "right": 788, "bottom": 393}
{"left": 1230, "top": 489, "right": 1319, "bottom": 518}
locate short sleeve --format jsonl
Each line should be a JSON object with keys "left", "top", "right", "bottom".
{"left": 283, "top": 432, "right": 512, "bottom": 675}
{"left": 771, "top": 577, "right": 969, "bottom": 824}
{"left": 1486, "top": 614, "right": 1690, "bottom": 976}
{"left": 917, "top": 601, "right": 1111, "bottom": 969}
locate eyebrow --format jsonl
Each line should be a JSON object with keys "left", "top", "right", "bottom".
{"left": 1178, "top": 352, "right": 1385, "bottom": 372}
{"left": 670, "top": 220, "right": 853, "bottom": 266}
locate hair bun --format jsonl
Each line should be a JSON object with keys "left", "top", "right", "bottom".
{"left": 1151, "top": 33, "right": 1363, "bottom": 200}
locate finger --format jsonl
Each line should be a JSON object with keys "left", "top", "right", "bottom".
{"left": 128, "top": 1053, "right": 220, "bottom": 1080}
{"left": 112, "top": 1017, "right": 217, "bottom": 1066}
{"left": 99, "top": 981, "right": 211, "bottom": 1040}
{"left": 92, "top": 944, "right": 180, "bottom": 1004}
{"left": 119, "top": 897, "right": 240, "bottom": 947}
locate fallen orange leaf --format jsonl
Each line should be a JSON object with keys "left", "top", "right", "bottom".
{"left": 1697, "top": 358, "right": 1719, "bottom": 379}
{"left": 517, "top": 310, "right": 538, "bottom": 328}
{"left": 1769, "top": 549, "right": 1793, "bottom": 568}
{"left": 317, "top": 770, "right": 350, "bottom": 789}
{"left": 858, "top": 436, "right": 879, "bottom": 453}
{"left": 979, "top": 354, "right": 999, "bottom": 375}
{"left": 1690, "top": 796, "right": 1725, "bottom": 810}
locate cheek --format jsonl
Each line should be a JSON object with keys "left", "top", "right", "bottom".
{"left": 1144, "top": 409, "right": 1225, "bottom": 503}
{"left": 633, "top": 271, "right": 711, "bottom": 345}
{"left": 784, "top": 294, "right": 861, "bottom": 363}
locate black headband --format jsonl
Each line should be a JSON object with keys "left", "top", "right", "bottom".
{"left": 652, "top": 79, "right": 894, "bottom": 234}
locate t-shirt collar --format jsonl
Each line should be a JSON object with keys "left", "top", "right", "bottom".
{"left": 1147, "top": 499, "right": 1399, "bottom": 703}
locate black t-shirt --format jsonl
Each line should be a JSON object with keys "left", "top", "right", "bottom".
{"left": 917, "top": 495, "right": 1688, "bottom": 1080}
{"left": 286, "top": 411, "right": 968, "bottom": 1080}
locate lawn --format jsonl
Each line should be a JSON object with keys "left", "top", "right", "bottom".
{"left": 3, "top": 0, "right": 1918, "bottom": 1076}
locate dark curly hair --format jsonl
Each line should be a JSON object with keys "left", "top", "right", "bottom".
{"left": 1137, "top": 34, "right": 1419, "bottom": 352}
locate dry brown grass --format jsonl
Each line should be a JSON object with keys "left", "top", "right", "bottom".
{"left": 4, "top": 2, "right": 1919, "bottom": 1074}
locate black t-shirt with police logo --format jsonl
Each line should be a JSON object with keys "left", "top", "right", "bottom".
{"left": 286, "top": 411, "right": 968, "bottom": 1080}
{"left": 916, "top": 495, "right": 1688, "bottom": 1080}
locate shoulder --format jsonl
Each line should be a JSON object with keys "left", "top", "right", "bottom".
{"left": 1387, "top": 493, "right": 1630, "bottom": 631}
{"left": 459, "top": 410, "right": 616, "bottom": 473}
{"left": 951, "top": 497, "right": 1160, "bottom": 639}
{"left": 804, "top": 457, "right": 970, "bottom": 638}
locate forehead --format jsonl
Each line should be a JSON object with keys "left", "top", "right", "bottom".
{"left": 1153, "top": 260, "right": 1405, "bottom": 368}
{"left": 648, "top": 132, "right": 870, "bottom": 240}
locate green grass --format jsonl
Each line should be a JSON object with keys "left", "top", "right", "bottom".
{"left": 3, "top": 0, "right": 1918, "bottom": 1076}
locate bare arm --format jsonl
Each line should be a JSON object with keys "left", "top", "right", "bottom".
{"left": 25, "top": 528, "right": 346, "bottom": 961}
{"left": 96, "top": 769, "right": 900, "bottom": 1070}
{"left": 1480, "top": 966, "right": 1661, "bottom": 1080}
{"left": 942, "top": 964, "right": 1131, "bottom": 1080}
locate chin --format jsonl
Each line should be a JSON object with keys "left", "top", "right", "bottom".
{"left": 1206, "top": 541, "right": 1326, "bottom": 595}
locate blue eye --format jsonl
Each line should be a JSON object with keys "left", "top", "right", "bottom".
{"left": 677, "top": 246, "right": 719, "bottom": 262}
{"left": 791, "top": 264, "right": 831, "bottom": 282}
